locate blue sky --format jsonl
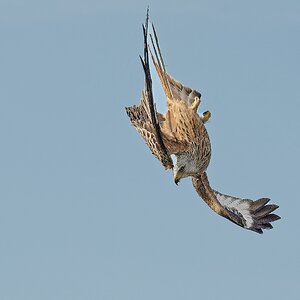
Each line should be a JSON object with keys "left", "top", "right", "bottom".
{"left": 1, "top": 1, "right": 299, "bottom": 299}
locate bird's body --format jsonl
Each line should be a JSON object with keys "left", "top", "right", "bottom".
{"left": 125, "top": 11, "right": 280, "bottom": 234}
{"left": 161, "top": 95, "right": 211, "bottom": 177}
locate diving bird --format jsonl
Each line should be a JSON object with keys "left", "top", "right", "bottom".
{"left": 125, "top": 11, "right": 280, "bottom": 234}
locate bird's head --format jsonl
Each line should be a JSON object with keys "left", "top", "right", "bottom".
{"left": 173, "top": 154, "right": 198, "bottom": 185}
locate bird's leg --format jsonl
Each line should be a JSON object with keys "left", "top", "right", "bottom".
{"left": 201, "top": 111, "right": 211, "bottom": 123}
{"left": 191, "top": 96, "right": 201, "bottom": 112}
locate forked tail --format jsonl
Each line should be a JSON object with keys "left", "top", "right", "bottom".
{"left": 192, "top": 173, "right": 281, "bottom": 234}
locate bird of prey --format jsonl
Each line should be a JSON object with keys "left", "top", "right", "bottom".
{"left": 125, "top": 11, "right": 280, "bottom": 234}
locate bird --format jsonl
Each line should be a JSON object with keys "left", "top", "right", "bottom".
{"left": 125, "top": 10, "right": 280, "bottom": 234}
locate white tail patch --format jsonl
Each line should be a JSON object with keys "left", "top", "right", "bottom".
{"left": 213, "top": 191, "right": 253, "bottom": 228}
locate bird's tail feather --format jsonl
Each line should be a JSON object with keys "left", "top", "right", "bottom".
{"left": 192, "top": 173, "right": 281, "bottom": 234}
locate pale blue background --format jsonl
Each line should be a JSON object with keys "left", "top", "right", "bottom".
{"left": 1, "top": 1, "right": 299, "bottom": 299}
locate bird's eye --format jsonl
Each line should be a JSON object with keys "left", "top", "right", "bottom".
{"left": 179, "top": 166, "right": 185, "bottom": 172}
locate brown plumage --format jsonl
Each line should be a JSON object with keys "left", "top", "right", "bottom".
{"left": 125, "top": 10, "right": 280, "bottom": 234}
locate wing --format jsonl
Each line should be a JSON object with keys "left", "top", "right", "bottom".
{"left": 126, "top": 93, "right": 173, "bottom": 169}
{"left": 192, "top": 173, "right": 281, "bottom": 234}
{"left": 145, "top": 23, "right": 208, "bottom": 153}
{"left": 149, "top": 24, "right": 202, "bottom": 106}
{"left": 125, "top": 9, "right": 173, "bottom": 169}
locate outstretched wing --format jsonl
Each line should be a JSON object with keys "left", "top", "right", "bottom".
{"left": 149, "top": 24, "right": 202, "bottom": 106}
{"left": 192, "top": 173, "right": 281, "bottom": 234}
{"left": 125, "top": 10, "right": 173, "bottom": 169}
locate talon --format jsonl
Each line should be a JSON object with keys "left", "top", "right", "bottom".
{"left": 191, "top": 96, "right": 201, "bottom": 111}
{"left": 202, "top": 110, "right": 211, "bottom": 123}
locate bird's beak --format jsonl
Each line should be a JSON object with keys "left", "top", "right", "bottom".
{"left": 174, "top": 177, "right": 180, "bottom": 185}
